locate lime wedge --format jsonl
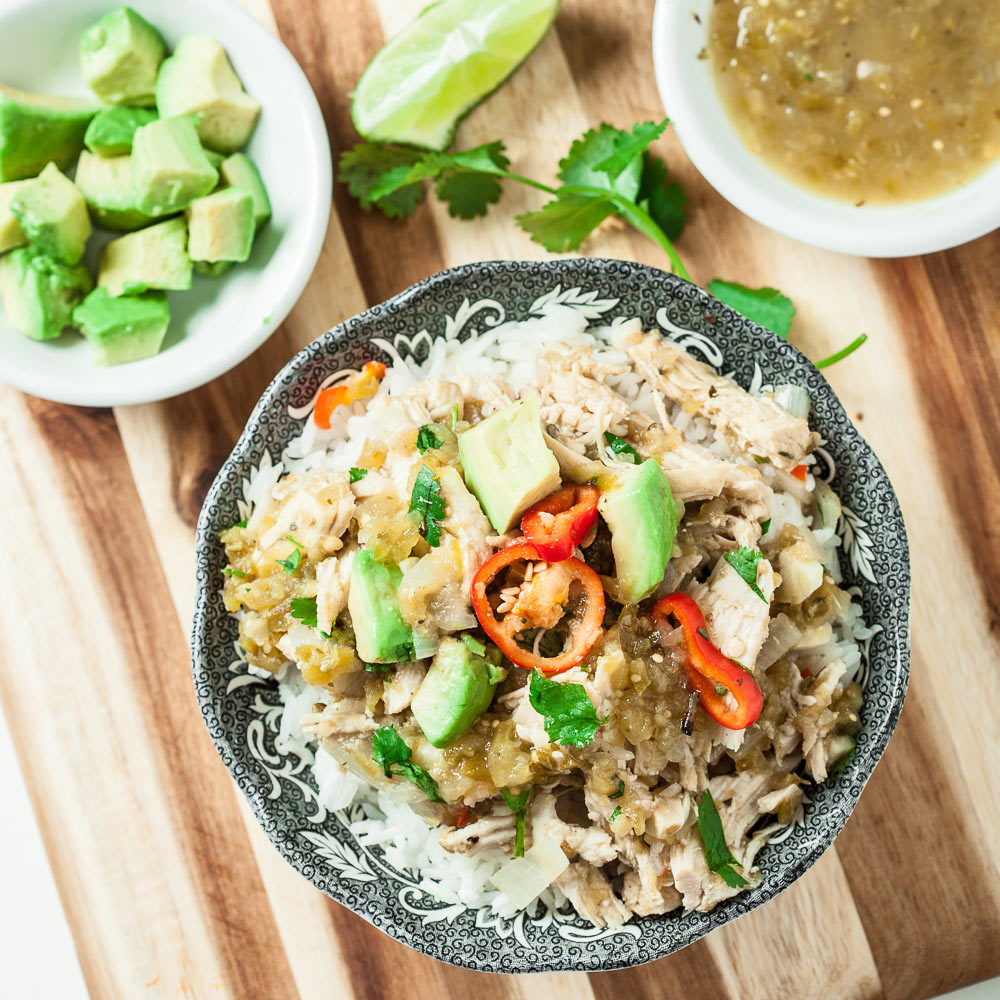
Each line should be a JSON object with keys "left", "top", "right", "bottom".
{"left": 352, "top": 0, "right": 561, "bottom": 151}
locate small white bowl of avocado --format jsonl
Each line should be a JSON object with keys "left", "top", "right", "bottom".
{"left": 0, "top": 0, "right": 331, "bottom": 405}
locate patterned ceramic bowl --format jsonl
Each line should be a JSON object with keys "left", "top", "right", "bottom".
{"left": 191, "top": 259, "right": 910, "bottom": 972}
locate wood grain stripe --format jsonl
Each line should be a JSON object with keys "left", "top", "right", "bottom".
{"left": 0, "top": 391, "right": 298, "bottom": 999}
{"left": 268, "top": 0, "right": 448, "bottom": 305}
{"left": 835, "top": 674, "right": 1000, "bottom": 1000}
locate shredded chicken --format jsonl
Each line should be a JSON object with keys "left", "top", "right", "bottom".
{"left": 221, "top": 324, "right": 868, "bottom": 931}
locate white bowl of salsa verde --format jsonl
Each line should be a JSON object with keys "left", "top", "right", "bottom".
{"left": 652, "top": 0, "right": 1000, "bottom": 257}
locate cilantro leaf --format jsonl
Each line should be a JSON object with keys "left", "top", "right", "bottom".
{"left": 815, "top": 332, "right": 868, "bottom": 370}
{"left": 516, "top": 192, "right": 617, "bottom": 253}
{"left": 592, "top": 119, "right": 667, "bottom": 181}
{"left": 723, "top": 546, "right": 767, "bottom": 603}
{"left": 276, "top": 548, "right": 301, "bottom": 575}
{"left": 435, "top": 171, "right": 503, "bottom": 219}
{"left": 604, "top": 431, "right": 640, "bottom": 464}
{"left": 416, "top": 424, "right": 444, "bottom": 453}
{"left": 610, "top": 806, "right": 622, "bottom": 822}
{"left": 369, "top": 142, "right": 510, "bottom": 203}
{"left": 222, "top": 566, "right": 247, "bottom": 578}
{"left": 397, "top": 761, "right": 444, "bottom": 801}
{"left": 371, "top": 725, "right": 411, "bottom": 777}
{"left": 349, "top": 467, "right": 368, "bottom": 483}
{"left": 610, "top": 778, "right": 625, "bottom": 799}
{"left": 371, "top": 725, "right": 443, "bottom": 801}
{"left": 557, "top": 123, "right": 645, "bottom": 200}
{"left": 761, "top": 518, "right": 771, "bottom": 535}
{"left": 637, "top": 152, "right": 686, "bottom": 240}
{"left": 289, "top": 597, "right": 320, "bottom": 629}
{"left": 409, "top": 464, "right": 446, "bottom": 547}
{"left": 696, "top": 790, "right": 748, "bottom": 888}
{"left": 528, "top": 671, "right": 607, "bottom": 748}
{"left": 338, "top": 142, "right": 425, "bottom": 218}
{"left": 501, "top": 787, "right": 532, "bottom": 857}
{"left": 708, "top": 280, "right": 796, "bottom": 339}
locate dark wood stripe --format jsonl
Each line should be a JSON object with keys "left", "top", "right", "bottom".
{"left": 325, "top": 899, "right": 524, "bottom": 997}
{"left": 835, "top": 665, "right": 1000, "bottom": 1000}
{"left": 591, "top": 939, "right": 731, "bottom": 1000}
{"left": 26, "top": 399, "right": 301, "bottom": 1000}
{"left": 269, "top": 0, "right": 447, "bottom": 306}
{"left": 877, "top": 236, "right": 1000, "bottom": 621}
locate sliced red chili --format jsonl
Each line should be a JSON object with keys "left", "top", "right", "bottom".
{"left": 521, "top": 484, "right": 600, "bottom": 562}
{"left": 470, "top": 541, "right": 605, "bottom": 674}
{"left": 313, "top": 360, "right": 387, "bottom": 429}
{"left": 790, "top": 463, "right": 808, "bottom": 482}
{"left": 652, "top": 592, "right": 763, "bottom": 730}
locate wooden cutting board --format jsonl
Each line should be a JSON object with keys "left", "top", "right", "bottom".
{"left": 2, "top": 1, "right": 999, "bottom": 997}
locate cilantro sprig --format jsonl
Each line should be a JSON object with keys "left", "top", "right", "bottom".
{"left": 416, "top": 424, "right": 444, "bottom": 454}
{"left": 696, "top": 790, "right": 748, "bottom": 888}
{"left": 528, "top": 671, "right": 607, "bottom": 748}
{"left": 604, "top": 431, "right": 640, "bottom": 464}
{"left": 341, "top": 121, "right": 866, "bottom": 370}
{"left": 371, "top": 726, "right": 443, "bottom": 802}
{"left": 409, "top": 464, "right": 446, "bottom": 547}
{"left": 339, "top": 121, "right": 690, "bottom": 281}
{"left": 500, "top": 787, "right": 532, "bottom": 858}
{"left": 723, "top": 546, "right": 767, "bottom": 603}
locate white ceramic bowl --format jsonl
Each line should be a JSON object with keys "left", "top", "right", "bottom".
{"left": 652, "top": 0, "right": 1000, "bottom": 257}
{"left": 0, "top": 0, "right": 331, "bottom": 406}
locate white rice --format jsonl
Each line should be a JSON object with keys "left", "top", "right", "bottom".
{"left": 241, "top": 304, "right": 869, "bottom": 919}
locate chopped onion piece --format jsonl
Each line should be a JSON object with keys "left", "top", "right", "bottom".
{"left": 757, "top": 613, "right": 803, "bottom": 670}
{"left": 772, "top": 384, "right": 811, "bottom": 420}
{"left": 411, "top": 629, "right": 439, "bottom": 660}
{"left": 490, "top": 836, "right": 569, "bottom": 910}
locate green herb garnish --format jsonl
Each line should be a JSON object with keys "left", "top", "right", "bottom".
{"left": 707, "top": 280, "right": 796, "bottom": 339}
{"left": 408, "top": 464, "right": 446, "bottom": 547}
{"left": 830, "top": 744, "right": 856, "bottom": 775}
{"left": 723, "top": 546, "right": 767, "bottom": 603}
{"left": 222, "top": 567, "right": 247, "bottom": 578}
{"left": 276, "top": 548, "right": 302, "bottom": 575}
{"left": 289, "top": 596, "right": 334, "bottom": 639}
{"left": 604, "top": 431, "right": 640, "bottom": 464}
{"left": 715, "top": 684, "right": 728, "bottom": 696}
{"left": 349, "top": 467, "right": 368, "bottom": 483}
{"left": 815, "top": 333, "right": 868, "bottom": 369}
{"left": 371, "top": 726, "right": 443, "bottom": 802}
{"left": 364, "top": 661, "right": 392, "bottom": 674}
{"left": 610, "top": 806, "right": 622, "bottom": 822}
{"left": 761, "top": 518, "right": 771, "bottom": 535}
{"left": 528, "top": 670, "right": 607, "bottom": 748}
{"left": 416, "top": 424, "right": 444, "bottom": 453}
{"left": 696, "top": 790, "right": 748, "bottom": 888}
{"left": 460, "top": 634, "right": 487, "bottom": 656}
{"left": 610, "top": 778, "right": 625, "bottom": 800}
{"left": 285, "top": 534, "right": 304, "bottom": 548}
{"left": 339, "top": 121, "right": 690, "bottom": 280}
{"left": 501, "top": 788, "right": 532, "bottom": 858}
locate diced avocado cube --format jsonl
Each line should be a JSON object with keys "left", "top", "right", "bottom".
{"left": 597, "top": 459, "right": 678, "bottom": 603}
{"left": 0, "top": 247, "right": 92, "bottom": 341}
{"left": 0, "top": 180, "right": 30, "bottom": 254}
{"left": 75, "top": 150, "right": 161, "bottom": 231}
{"left": 203, "top": 149, "right": 225, "bottom": 170}
{"left": 458, "top": 395, "right": 561, "bottom": 533}
{"left": 194, "top": 259, "right": 233, "bottom": 277}
{"left": 131, "top": 116, "right": 218, "bottom": 215}
{"left": 78, "top": 6, "right": 165, "bottom": 107}
{"left": 10, "top": 163, "right": 91, "bottom": 265}
{"left": 0, "top": 84, "right": 97, "bottom": 182}
{"left": 84, "top": 107, "right": 157, "bottom": 157}
{"left": 98, "top": 217, "right": 191, "bottom": 296}
{"left": 155, "top": 36, "right": 261, "bottom": 153}
{"left": 72, "top": 286, "right": 169, "bottom": 365}
{"left": 186, "top": 187, "right": 254, "bottom": 263}
{"left": 219, "top": 153, "right": 270, "bottom": 230}
{"left": 411, "top": 637, "right": 505, "bottom": 748}
{"left": 347, "top": 550, "right": 414, "bottom": 664}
